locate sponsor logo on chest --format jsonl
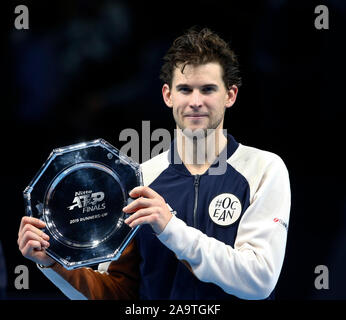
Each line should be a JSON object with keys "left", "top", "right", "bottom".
{"left": 208, "top": 193, "right": 242, "bottom": 226}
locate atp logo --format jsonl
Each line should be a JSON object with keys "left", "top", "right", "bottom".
{"left": 67, "top": 190, "right": 106, "bottom": 213}
{"left": 208, "top": 193, "right": 242, "bottom": 226}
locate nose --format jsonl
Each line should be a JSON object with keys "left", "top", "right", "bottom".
{"left": 189, "top": 90, "right": 203, "bottom": 109}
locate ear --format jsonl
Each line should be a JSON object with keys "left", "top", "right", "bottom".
{"left": 225, "top": 85, "right": 238, "bottom": 109}
{"left": 162, "top": 84, "right": 173, "bottom": 108}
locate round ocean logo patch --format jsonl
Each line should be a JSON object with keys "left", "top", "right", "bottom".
{"left": 208, "top": 193, "right": 242, "bottom": 226}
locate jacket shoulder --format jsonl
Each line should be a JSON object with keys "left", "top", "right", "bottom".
{"left": 140, "top": 150, "right": 170, "bottom": 186}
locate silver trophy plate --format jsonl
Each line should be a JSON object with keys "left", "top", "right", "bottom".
{"left": 23, "top": 139, "right": 142, "bottom": 270}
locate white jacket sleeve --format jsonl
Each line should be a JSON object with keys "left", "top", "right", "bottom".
{"left": 157, "top": 155, "right": 290, "bottom": 300}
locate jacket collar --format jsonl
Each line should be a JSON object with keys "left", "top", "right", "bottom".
{"left": 168, "top": 133, "right": 239, "bottom": 176}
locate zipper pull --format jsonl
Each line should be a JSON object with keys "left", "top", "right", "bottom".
{"left": 194, "top": 174, "right": 200, "bottom": 186}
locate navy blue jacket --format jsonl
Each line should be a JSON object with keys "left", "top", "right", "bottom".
{"left": 136, "top": 135, "right": 290, "bottom": 299}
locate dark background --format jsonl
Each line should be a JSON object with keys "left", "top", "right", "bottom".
{"left": 0, "top": 0, "right": 345, "bottom": 300}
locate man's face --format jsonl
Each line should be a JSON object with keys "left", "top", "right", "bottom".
{"left": 162, "top": 62, "right": 238, "bottom": 134}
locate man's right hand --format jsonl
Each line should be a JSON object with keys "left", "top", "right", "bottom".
{"left": 18, "top": 216, "right": 55, "bottom": 267}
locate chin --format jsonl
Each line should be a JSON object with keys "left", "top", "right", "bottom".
{"left": 180, "top": 127, "right": 208, "bottom": 139}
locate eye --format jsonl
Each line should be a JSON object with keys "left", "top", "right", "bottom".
{"left": 178, "top": 86, "right": 192, "bottom": 94}
{"left": 201, "top": 86, "right": 216, "bottom": 94}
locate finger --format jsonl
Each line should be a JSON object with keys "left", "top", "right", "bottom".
{"left": 123, "top": 197, "right": 159, "bottom": 213}
{"left": 21, "top": 239, "right": 43, "bottom": 258}
{"left": 19, "top": 222, "right": 49, "bottom": 242}
{"left": 126, "top": 213, "right": 157, "bottom": 229}
{"left": 19, "top": 216, "right": 46, "bottom": 235}
{"left": 18, "top": 223, "right": 49, "bottom": 246}
{"left": 124, "top": 207, "right": 157, "bottom": 226}
{"left": 129, "top": 186, "right": 161, "bottom": 199}
{"left": 19, "top": 230, "right": 49, "bottom": 251}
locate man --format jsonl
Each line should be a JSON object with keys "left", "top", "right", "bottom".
{"left": 17, "top": 27, "right": 290, "bottom": 300}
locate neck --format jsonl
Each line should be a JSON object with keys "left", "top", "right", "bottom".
{"left": 176, "top": 128, "right": 227, "bottom": 175}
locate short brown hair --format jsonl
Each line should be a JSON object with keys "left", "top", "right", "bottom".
{"left": 159, "top": 27, "right": 242, "bottom": 89}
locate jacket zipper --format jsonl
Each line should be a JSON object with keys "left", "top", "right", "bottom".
{"left": 193, "top": 174, "right": 200, "bottom": 228}
{"left": 192, "top": 174, "right": 200, "bottom": 299}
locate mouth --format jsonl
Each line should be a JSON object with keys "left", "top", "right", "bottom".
{"left": 183, "top": 113, "right": 208, "bottom": 119}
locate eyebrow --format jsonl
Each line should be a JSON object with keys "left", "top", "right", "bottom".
{"left": 175, "top": 84, "right": 219, "bottom": 90}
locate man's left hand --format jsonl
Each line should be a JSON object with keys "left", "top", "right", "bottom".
{"left": 123, "top": 186, "right": 173, "bottom": 235}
